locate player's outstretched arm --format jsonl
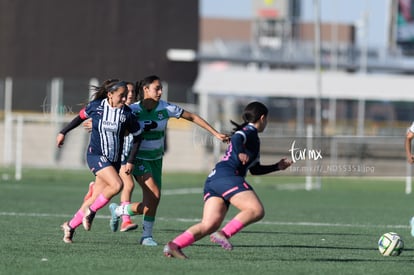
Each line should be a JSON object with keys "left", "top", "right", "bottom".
{"left": 249, "top": 157, "right": 292, "bottom": 175}
{"left": 180, "top": 110, "right": 229, "bottom": 142}
{"left": 56, "top": 115, "right": 84, "bottom": 148}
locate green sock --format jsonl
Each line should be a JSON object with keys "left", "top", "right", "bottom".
{"left": 126, "top": 204, "right": 135, "bottom": 216}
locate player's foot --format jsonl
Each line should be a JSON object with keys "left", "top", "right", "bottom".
{"left": 210, "top": 231, "right": 233, "bottom": 250}
{"left": 61, "top": 221, "right": 75, "bottom": 243}
{"left": 82, "top": 208, "right": 96, "bottom": 231}
{"left": 410, "top": 217, "right": 414, "bottom": 237}
{"left": 140, "top": 236, "right": 158, "bottom": 246}
{"left": 109, "top": 203, "right": 120, "bottom": 232}
{"left": 120, "top": 221, "right": 138, "bottom": 232}
{"left": 83, "top": 181, "right": 95, "bottom": 202}
{"left": 163, "top": 241, "right": 188, "bottom": 259}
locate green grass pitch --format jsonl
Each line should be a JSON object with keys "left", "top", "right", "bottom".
{"left": 1, "top": 168, "right": 414, "bottom": 274}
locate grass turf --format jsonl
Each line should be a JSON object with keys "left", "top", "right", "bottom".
{"left": 0, "top": 168, "right": 414, "bottom": 274}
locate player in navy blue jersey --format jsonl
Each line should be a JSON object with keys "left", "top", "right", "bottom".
{"left": 83, "top": 82, "right": 140, "bottom": 232}
{"left": 163, "top": 101, "right": 292, "bottom": 259}
{"left": 56, "top": 79, "right": 142, "bottom": 243}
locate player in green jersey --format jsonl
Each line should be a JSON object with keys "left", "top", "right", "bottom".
{"left": 109, "top": 75, "right": 229, "bottom": 246}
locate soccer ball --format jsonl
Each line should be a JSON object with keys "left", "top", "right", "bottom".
{"left": 378, "top": 232, "right": 404, "bottom": 256}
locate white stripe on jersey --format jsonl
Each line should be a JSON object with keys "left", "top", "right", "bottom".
{"left": 99, "top": 101, "right": 123, "bottom": 162}
{"left": 235, "top": 131, "right": 247, "bottom": 144}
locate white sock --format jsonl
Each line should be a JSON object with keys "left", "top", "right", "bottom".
{"left": 115, "top": 205, "right": 129, "bottom": 216}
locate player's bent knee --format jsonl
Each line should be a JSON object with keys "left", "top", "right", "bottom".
{"left": 112, "top": 181, "right": 123, "bottom": 194}
{"left": 205, "top": 224, "right": 221, "bottom": 235}
{"left": 251, "top": 208, "right": 265, "bottom": 222}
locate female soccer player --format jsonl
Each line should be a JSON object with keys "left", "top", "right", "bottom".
{"left": 108, "top": 75, "right": 229, "bottom": 246}
{"left": 57, "top": 79, "right": 142, "bottom": 243}
{"left": 163, "top": 101, "right": 292, "bottom": 259}
{"left": 405, "top": 121, "right": 414, "bottom": 236}
{"left": 83, "top": 81, "right": 140, "bottom": 232}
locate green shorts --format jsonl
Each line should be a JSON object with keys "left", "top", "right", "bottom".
{"left": 133, "top": 158, "right": 163, "bottom": 188}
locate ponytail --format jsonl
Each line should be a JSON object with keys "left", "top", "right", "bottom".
{"left": 90, "top": 79, "right": 125, "bottom": 101}
{"left": 230, "top": 120, "right": 249, "bottom": 135}
{"left": 230, "top": 101, "right": 268, "bottom": 135}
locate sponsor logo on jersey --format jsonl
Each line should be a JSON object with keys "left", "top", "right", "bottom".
{"left": 143, "top": 120, "right": 158, "bottom": 131}
{"left": 102, "top": 120, "right": 118, "bottom": 132}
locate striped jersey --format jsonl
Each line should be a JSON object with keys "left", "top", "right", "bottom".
{"left": 121, "top": 133, "right": 134, "bottom": 163}
{"left": 80, "top": 98, "right": 141, "bottom": 162}
{"left": 130, "top": 100, "right": 183, "bottom": 160}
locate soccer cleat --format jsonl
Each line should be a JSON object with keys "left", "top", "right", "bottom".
{"left": 83, "top": 181, "right": 95, "bottom": 202}
{"left": 109, "top": 203, "right": 120, "bottom": 232}
{"left": 210, "top": 231, "right": 233, "bottom": 250}
{"left": 82, "top": 208, "right": 96, "bottom": 231}
{"left": 163, "top": 241, "right": 188, "bottom": 259}
{"left": 120, "top": 221, "right": 138, "bottom": 232}
{"left": 410, "top": 217, "right": 414, "bottom": 237}
{"left": 61, "top": 221, "right": 75, "bottom": 244}
{"left": 140, "top": 236, "right": 158, "bottom": 246}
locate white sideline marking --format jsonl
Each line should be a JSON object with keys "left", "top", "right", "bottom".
{"left": 0, "top": 211, "right": 409, "bottom": 229}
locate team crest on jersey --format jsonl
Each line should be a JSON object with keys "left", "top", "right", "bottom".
{"left": 120, "top": 114, "right": 126, "bottom": 123}
{"left": 157, "top": 111, "right": 164, "bottom": 120}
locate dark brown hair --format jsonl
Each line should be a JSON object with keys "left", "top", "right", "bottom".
{"left": 90, "top": 79, "right": 127, "bottom": 101}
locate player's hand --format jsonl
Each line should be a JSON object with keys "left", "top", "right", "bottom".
{"left": 217, "top": 133, "right": 230, "bottom": 143}
{"left": 277, "top": 157, "right": 292, "bottom": 170}
{"left": 56, "top": 133, "right": 65, "bottom": 148}
{"left": 238, "top": 153, "right": 249, "bottom": 165}
{"left": 83, "top": 119, "right": 92, "bottom": 133}
{"left": 124, "top": 163, "right": 134, "bottom": 175}
{"left": 408, "top": 155, "right": 414, "bottom": 164}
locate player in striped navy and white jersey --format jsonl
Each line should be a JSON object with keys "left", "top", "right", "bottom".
{"left": 56, "top": 79, "right": 142, "bottom": 243}
{"left": 82, "top": 82, "right": 141, "bottom": 232}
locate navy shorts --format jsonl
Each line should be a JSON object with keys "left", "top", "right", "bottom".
{"left": 86, "top": 153, "right": 121, "bottom": 175}
{"left": 203, "top": 174, "right": 253, "bottom": 206}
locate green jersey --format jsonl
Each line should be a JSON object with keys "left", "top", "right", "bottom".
{"left": 130, "top": 100, "right": 183, "bottom": 160}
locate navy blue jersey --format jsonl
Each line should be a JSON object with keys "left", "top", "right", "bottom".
{"left": 212, "top": 123, "right": 260, "bottom": 178}
{"left": 80, "top": 99, "right": 141, "bottom": 162}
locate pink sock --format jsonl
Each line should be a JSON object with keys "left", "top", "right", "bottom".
{"left": 173, "top": 231, "right": 195, "bottom": 249}
{"left": 121, "top": 201, "right": 131, "bottom": 223}
{"left": 68, "top": 210, "right": 84, "bottom": 229}
{"left": 89, "top": 193, "right": 110, "bottom": 212}
{"left": 222, "top": 219, "right": 244, "bottom": 238}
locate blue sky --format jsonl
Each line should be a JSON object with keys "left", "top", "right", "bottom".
{"left": 200, "top": 0, "right": 390, "bottom": 48}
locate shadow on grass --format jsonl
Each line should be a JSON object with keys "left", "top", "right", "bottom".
{"left": 160, "top": 228, "right": 374, "bottom": 237}
{"left": 241, "top": 230, "right": 373, "bottom": 237}
{"left": 191, "top": 243, "right": 414, "bottom": 263}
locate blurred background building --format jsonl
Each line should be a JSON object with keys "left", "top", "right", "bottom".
{"left": 1, "top": 0, "right": 414, "bottom": 178}
{"left": 0, "top": 0, "right": 198, "bottom": 109}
